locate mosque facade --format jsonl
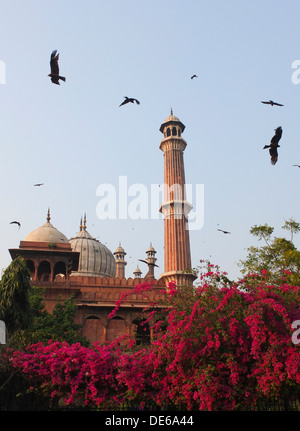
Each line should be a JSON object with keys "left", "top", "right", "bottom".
{"left": 8, "top": 112, "right": 197, "bottom": 344}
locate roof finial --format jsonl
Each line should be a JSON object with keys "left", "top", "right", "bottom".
{"left": 79, "top": 217, "right": 83, "bottom": 231}
{"left": 83, "top": 213, "right": 87, "bottom": 231}
{"left": 47, "top": 208, "right": 51, "bottom": 223}
{"left": 170, "top": 107, "right": 173, "bottom": 115}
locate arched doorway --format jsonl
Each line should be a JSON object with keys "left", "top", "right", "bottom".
{"left": 133, "top": 318, "right": 151, "bottom": 345}
{"left": 82, "top": 316, "right": 104, "bottom": 344}
{"left": 106, "top": 316, "right": 127, "bottom": 342}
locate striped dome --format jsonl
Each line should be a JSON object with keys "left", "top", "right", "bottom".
{"left": 69, "top": 220, "right": 116, "bottom": 278}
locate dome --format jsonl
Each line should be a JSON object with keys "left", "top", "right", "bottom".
{"left": 24, "top": 210, "right": 69, "bottom": 244}
{"left": 69, "top": 218, "right": 116, "bottom": 278}
{"left": 159, "top": 110, "right": 185, "bottom": 133}
{"left": 163, "top": 113, "right": 181, "bottom": 123}
{"left": 114, "top": 243, "right": 126, "bottom": 255}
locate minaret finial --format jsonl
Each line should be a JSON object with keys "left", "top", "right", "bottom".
{"left": 83, "top": 213, "right": 87, "bottom": 231}
{"left": 79, "top": 217, "right": 83, "bottom": 231}
{"left": 47, "top": 208, "right": 51, "bottom": 223}
{"left": 170, "top": 107, "right": 173, "bottom": 115}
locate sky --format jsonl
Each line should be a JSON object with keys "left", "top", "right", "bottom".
{"left": 0, "top": 0, "right": 300, "bottom": 282}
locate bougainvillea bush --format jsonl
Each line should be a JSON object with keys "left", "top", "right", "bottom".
{"left": 8, "top": 266, "right": 300, "bottom": 410}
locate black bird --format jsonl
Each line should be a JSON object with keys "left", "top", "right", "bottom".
{"left": 34, "top": 183, "right": 44, "bottom": 186}
{"left": 217, "top": 229, "right": 231, "bottom": 234}
{"left": 293, "top": 165, "right": 300, "bottom": 168}
{"left": 191, "top": 74, "right": 198, "bottom": 79}
{"left": 119, "top": 97, "right": 140, "bottom": 107}
{"left": 48, "top": 50, "right": 66, "bottom": 85}
{"left": 138, "top": 259, "right": 159, "bottom": 267}
{"left": 263, "top": 126, "right": 283, "bottom": 165}
{"left": 10, "top": 221, "right": 21, "bottom": 229}
{"left": 261, "top": 100, "right": 283, "bottom": 107}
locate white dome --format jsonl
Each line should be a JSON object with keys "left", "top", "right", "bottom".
{"left": 69, "top": 229, "right": 116, "bottom": 278}
{"left": 24, "top": 211, "right": 69, "bottom": 244}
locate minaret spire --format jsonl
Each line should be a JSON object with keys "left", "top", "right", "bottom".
{"left": 83, "top": 213, "right": 87, "bottom": 231}
{"left": 159, "top": 112, "right": 196, "bottom": 287}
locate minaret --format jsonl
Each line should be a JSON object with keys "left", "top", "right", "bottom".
{"left": 159, "top": 111, "right": 196, "bottom": 287}
{"left": 144, "top": 243, "right": 157, "bottom": 279}
{"left": 114, "top": 243, "right": 127, "bottom": 278}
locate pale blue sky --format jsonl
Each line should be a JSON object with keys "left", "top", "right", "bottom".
{"left": 1, "top": 0, "right": 300, "bottom": 281}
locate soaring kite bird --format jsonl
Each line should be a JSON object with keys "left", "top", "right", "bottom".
{"left": 119, "top": 97, "right": 140, "bottom": 107}
{"left": 217, "top": 228, "right": 231, "bottom": 234}
{"left": 48, "top": 50, "right": 66, "bottom": 85}
{"left": 10, "top": 221, "right": 21, "bottom": 229}
{"left": 261, "top": 100, "right": 284, "bottom": 107}
{"left": 138, "top": 259, "right": 159, "bottom": 267}
{"left": 263, "top": 126, "right": 283, "bottom": 165}
{"left": 191, "top": 74, "right": 198, "bottom": 79}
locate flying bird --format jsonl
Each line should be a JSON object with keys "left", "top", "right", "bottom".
{"left": 191, "top": 74, "right": 198, "bottom": 79}
{"left": 10, "top": 221, "right": 21, "bottom": 229}
{"left": 138, "top": 259, "right": 159, "bottom": 267}
{"left": 293, "top": 165, "right": 300, "bottom": 168}
{"left": 261, "top": 100, "right": 283, "bottom": 107}
{"left": 48, "top": 50, "right": 66, "bottom": 85}
{"left": 263, "top": 126, "right": 283, "bottom": 165}
{"left": 34, "top": 183, "right": 44, "bottom": 186}
{"left": 119, "top": 97, "right": 140, "bottom": 107}
{"left": 217, "top": 229, "right": 231, "bottom": 234}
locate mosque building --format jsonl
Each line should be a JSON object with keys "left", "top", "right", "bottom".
{"left": 8, "top": 112, "right": 197, "bottom": 344}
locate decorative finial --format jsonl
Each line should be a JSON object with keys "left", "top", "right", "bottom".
{"left": 83, "top": 213, "right": 87, "bottom": 231}
{"left": 47, "top": 208, "right": 51, "bottom": 223}
{"left": 79, "top": 217, "right": 83, "bottom": 231}
{"left": 170, "top": 107, "right": 173, "bottom": 115}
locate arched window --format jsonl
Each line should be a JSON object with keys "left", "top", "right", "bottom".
{"left": 37, "top": 260, "right": 51, "bottom": 281}
{"left": 167, "top": 127, "right": 171, "bottom": 137}
{"left": 172, "top": 126, "right": 177, "bottom": 136}
{"left": 133, "top": 318, "right": 150, "bottom": 345}
{"left": 26, "top": 260, "right": 35, "bottom": 276}
{"left": 54, "top": 261, "right": 66, "bottom": 279}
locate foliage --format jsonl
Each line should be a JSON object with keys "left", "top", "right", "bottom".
{"left": 7, "top": 290, "right": 88, "bottom": 349}
{"left": 0, "top": 257, "right": 88, "bottom": 348}
{"left": 239, "top": 219, "right": 300, "bottom": 285}
{"left": 0, "top": 257, "right": 33, "bottom": 334}
{"left": 8, "top": 267, "right": 300, "bottom": 411}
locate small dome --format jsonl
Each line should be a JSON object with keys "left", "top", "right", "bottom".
{"left": 69, "top": 218, "right": 116, "bottom": 278}
{"left": 147, "top": 242, "right": 156, "bottom": 253}
{"left": 163, "top": 113, "right": 181, "bottom": 123}
{"left": 24, "top": 210, "right": 69, "bottom": 244}
{"left": 159, "top": 110, "right": 185, "bottom": 133}
{"left": 115, "top": 244, "right": 125, "bottom": 254}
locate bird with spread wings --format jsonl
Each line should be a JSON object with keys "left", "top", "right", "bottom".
{"left": 119, "top": 97, "right": 140, "bottom": 107}
{"left": 263, "top": 126, "right": 283, "bottom": 165}
{"left": 48, "top": 50, "right": 66, "bottom": 85}
{"left": 261, "top": 100, "right": 284, "bottom": 107}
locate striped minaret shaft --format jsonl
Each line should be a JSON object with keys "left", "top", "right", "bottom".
{"left": 159, "top": 111, "right": 196, "bottom": 287}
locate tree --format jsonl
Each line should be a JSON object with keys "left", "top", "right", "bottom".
{"left": 0, "top": 257, "right": 88, "bottom": 348}
{"left": 238, "top": 219, "right": 300, "bottom": 285}
{"left": 0, "top": 257, "right": 33, "bottom": 335}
